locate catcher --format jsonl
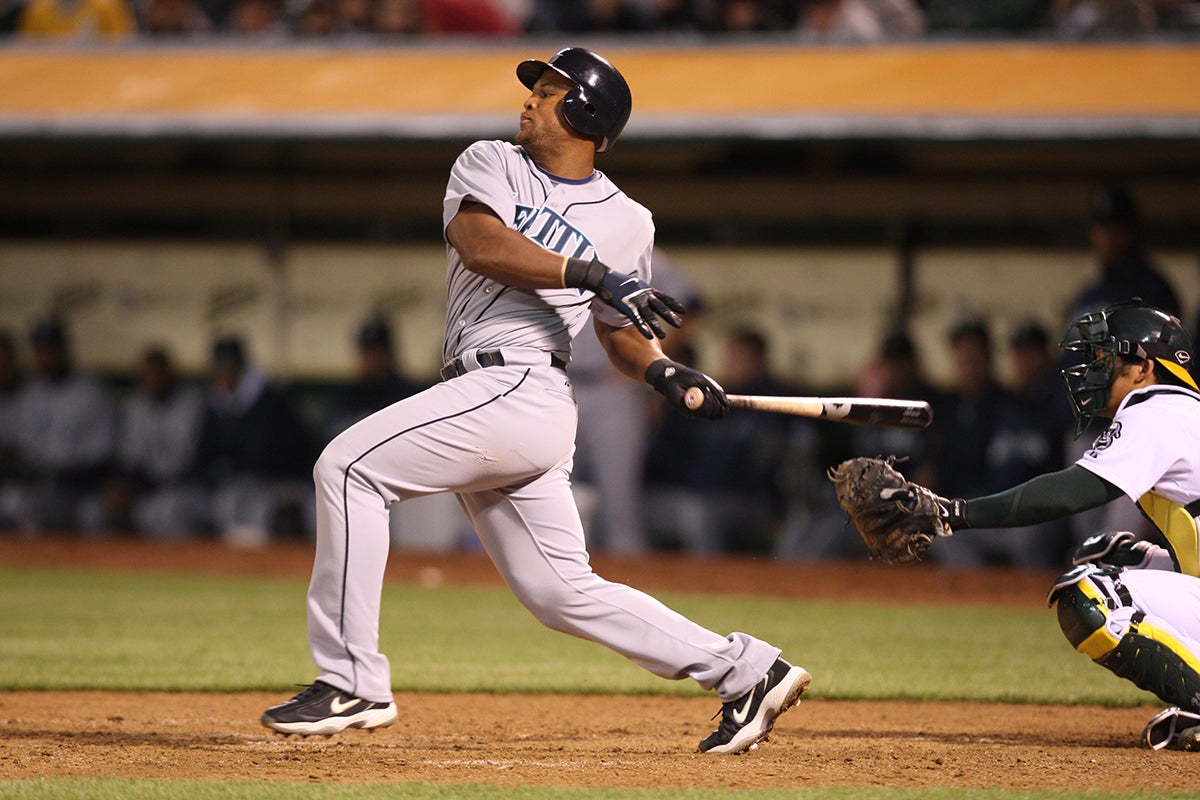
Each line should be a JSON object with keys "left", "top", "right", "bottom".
{"left": 830, "top": 299, "right": 1200, "bottom": 751}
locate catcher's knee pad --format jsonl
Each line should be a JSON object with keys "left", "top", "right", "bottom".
{"left": 1050, "top": 565, "right": 1119, "bottom": 656}
{"left": 1049, "top": 565, "right": 1200, "bottom": 712}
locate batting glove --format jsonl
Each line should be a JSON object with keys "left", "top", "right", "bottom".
{"left": 564, "top": 257, "right": 684, "bottom": 340}
{"left": 645, "top": 358, "right": 729, "bottom": 419}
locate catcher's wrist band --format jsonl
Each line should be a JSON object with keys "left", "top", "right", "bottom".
{"left": 945, "top": 498, "right": 969, "bottom": 529}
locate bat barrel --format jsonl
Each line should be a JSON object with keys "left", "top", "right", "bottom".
{"left": 726, "top": 395, "right": 932, "bottom": 429}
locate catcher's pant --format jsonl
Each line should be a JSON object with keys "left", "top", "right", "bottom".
{"left": 1052, "top": 565, "right": 1200, "bottom": 710}
{"left": 306, "top": 351, "right": 781, "bottom": 704}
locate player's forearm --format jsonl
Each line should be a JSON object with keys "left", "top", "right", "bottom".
{"left": 960, "top": 465, "right": 1124, "bottom": 529}
{"left": 447, "top": 204, "right": 574, "bottom": 290}
{"left": 459, "top": 231, "right": 571, "bottom": 288}
{"left": 594, "top": 321, "right": 663, "bottom": 382}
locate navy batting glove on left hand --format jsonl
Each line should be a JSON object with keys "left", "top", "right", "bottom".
{"left": 645, "top": 358, "right": 730, "bottom": 419}
{"left": 564, "top": 257, "right": 684, "bottom": 340}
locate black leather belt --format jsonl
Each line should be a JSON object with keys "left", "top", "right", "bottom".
{"left": 440, "top": 349, "right": 568, "bottom": 382}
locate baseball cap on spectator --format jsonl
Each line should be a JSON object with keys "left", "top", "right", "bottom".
{"left": 881, "top": 331, "right": 916, "bottom": 361}
{"left": 949, "top": 317, "right": 991, "bottom": 349}
{"left": 1009, "top": 321, "right": 1049, "bottom": 350}
{"left": 212, "top": 336, "right": 246, "bottom": 368}
{"left": 30, "top": 316, "right": 66, "bottom": 347}
{"left": 357, "top": 318, "right": 393, "bottom": 350}
{"left": 1088, "top": 185, "right": 1139, "bottom": 226}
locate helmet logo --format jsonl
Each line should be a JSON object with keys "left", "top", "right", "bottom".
{"left": 1177, "top": 350, "right": 1192, "bottom": 365}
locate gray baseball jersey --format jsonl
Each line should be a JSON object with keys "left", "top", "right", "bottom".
{"left": 304, "top": 140, "right": 781, "bottom": 705}
{"left": 441, "top": 140, "right": 651, "bottom": 362}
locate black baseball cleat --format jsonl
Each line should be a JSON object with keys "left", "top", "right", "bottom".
{"left": 261, "top": 681, "right": 398, "bottom": 736}
{"left": 698, "top": 658, "right": 811, "bottom": 755}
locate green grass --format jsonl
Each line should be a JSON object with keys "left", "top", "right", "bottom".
{"left": 0, "top": 566, "right": 1151, "bottom": 707}
{"left": 0, "top": 566, "right": 1172, "bottom": 800}
{"left": 0, "top": 781, "right": 1195, "bottom": 800}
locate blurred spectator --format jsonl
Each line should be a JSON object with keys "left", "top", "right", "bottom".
{"left": 333, "top": 0, "right": 372, "bottom": 31}
{"left": 1060, "top": 186, "right": 1182, "bottom": 546}
{"left": 0, "top": 331, "right": 23, "bottom": 484}
{"left": 572, "top": 250, "right": 699, "bottom": 555}
{"left": 323, "top": 317, "right": 423, "bottom": 442}
{"left": 295, "top": 0, "right": 338, "bottom": 32}
{"left": 226, "top": 0, "right": 285, "bottom": 34}
{"left": 525, "top": 0, "right": 653, "bottom": 31}
{"left": 644, "top": 326, "right": 793, "bottom": 554}
{"left": 921, "top": 0, "right": 1051, "bottom": 33}
{"left": 715, "top": 0, "right": 794, "bottom": 30}
{"left": 777, "top": 329, "right": 938, "bottom": 560}
{"left": 16, "top": 0, "right": 134, "bottom": 36}
{"left": 850, "top": 330, "right": 940, "bottom": 483}
{"left": 926, "top": 317, "right": 1018, "bottom": 566}
{"left": 196, "top": 335, "right": 316, "bottom": 546}
{"left": 1066, "top": 184, "right": 1182, "bottom": 321}
{"left": 422, "top": 0, "right": 515, "bottom": 31}
{"left": 1155, "top": 0, "right": 1200, "bottom": 29}
{"left": 141, "top": 0, "right": 210, "bottom": 33}
{"left": 984, "top": 321, "right": 1075, "bottom": 566}
{"left": 0, "top": 317, "right": 116, "bottom": 535}
{"left": 796, "top": 0, "right": 924, "bottom": 41}
{"left": 568, "top": 317, "right": 654, "bottom": 555}
{"left": 369, "top": 0, "right": 421, "bottom": 33}
{"left": 2, "top": 0, "right": 25, "bottom": 31}
{"left": 862, "top": 0, "right": 924, "bottom": 33}
{"left": 1053, "top": 0, "right": 1158, "bottom": 38}
{"left": 81, "top": 346, "right": 209, "bottom": 538}
{"left": 651, "top": 0, "right": 714, "bottom": 30}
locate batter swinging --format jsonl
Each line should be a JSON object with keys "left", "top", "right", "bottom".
{"left": 261, "top": 47, "right": 810, "bottom": 755}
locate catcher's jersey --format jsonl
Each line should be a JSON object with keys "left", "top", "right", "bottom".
{"left": 440, "top": 140, "right": 654, "bottom": 365}
{"left": 1077, "top": 385, "right": 1200, "bottom": 575}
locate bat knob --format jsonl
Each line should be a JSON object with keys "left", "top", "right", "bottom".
{"left": 683, "top": 386, "right": 705, "bottom": 410}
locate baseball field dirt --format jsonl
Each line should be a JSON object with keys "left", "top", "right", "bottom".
{"left": 3, "top": 538, "right": 1199, "bottom": 791}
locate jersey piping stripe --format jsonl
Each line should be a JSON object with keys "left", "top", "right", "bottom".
{"left": 336, "top": 368, "right": 532, "bottom": 695}
{"left": 1123, "top": 386, "right": 1200, "bottom": 410}
{"left": 561, "top": 190, "right": 622, "bottom": 217}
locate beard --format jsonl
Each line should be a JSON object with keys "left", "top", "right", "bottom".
{"left": 515, "top": 123, "right": 550, "bottom": 154}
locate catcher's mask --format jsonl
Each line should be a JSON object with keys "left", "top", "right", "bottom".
{"left": 1060, "top": 298, "right": 1197, "bottom": 438}
{"left": 516, "top": 47, "right": 631, "bottom": 154}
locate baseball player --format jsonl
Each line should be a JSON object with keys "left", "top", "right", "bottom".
{"left": 261, "top": 47, "right": 810, "bottom": 755}
{"left": 916, "top": 299, "right": 1200, "bottom": 749}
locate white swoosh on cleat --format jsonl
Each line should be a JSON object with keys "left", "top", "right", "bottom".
{"left": 330, "top": 696, "right": 363, "bottom": 715}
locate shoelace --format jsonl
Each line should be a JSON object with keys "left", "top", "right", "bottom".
{"left": 286, "top": 683, "right": 325, "bottom": 703}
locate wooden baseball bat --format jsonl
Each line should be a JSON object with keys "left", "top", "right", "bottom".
{"left": 683, "top": 388, "right": 932, "bottom": 429}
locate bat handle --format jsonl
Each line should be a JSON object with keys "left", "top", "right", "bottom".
{"left": 683, "top": 386, "right": 705, "bottom": 410}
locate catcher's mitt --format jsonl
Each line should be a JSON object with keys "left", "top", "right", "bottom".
{"left": 827, "top": 456, "right": 951, "bottom": 565}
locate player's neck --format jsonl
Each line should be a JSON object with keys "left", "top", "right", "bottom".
{"left": 526, "top": 143, "right": 595, "bottom": 181}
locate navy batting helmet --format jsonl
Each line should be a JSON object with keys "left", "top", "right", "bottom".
{"left": 516, "top": 48, "right": 632, "bottom": 154}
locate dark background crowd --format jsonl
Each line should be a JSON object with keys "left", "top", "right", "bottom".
{"left": 2, "top": 0, "right": 1198, "bottom": 41}
{"left": 0, "top": 182, "right": 1194, "bottom": 569}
